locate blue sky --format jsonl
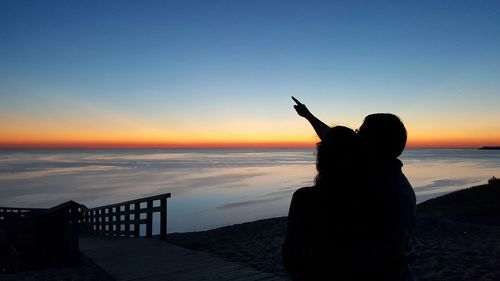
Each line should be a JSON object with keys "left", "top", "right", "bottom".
{"left": 1, "top": 0, "right": 500, "bottom": 147}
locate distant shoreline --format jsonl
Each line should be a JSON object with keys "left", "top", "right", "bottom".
{"left": 479, "top": 146, "right": 500, "bottom": 150}
{"left": 0, "top": 147, "right": 490, "bottom": 151}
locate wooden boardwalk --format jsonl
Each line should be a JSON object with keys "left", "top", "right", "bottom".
{"left": 80, "top": 235, "right": 287, "bottom": 281}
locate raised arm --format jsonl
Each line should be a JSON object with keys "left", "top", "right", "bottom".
{"left": 292, "top": 96, "right": 330, "bottom": 140}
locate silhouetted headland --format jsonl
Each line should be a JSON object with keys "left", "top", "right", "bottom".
{"left": 168, "top": 177, "right": 500, "bottom": 280}
{"left": 479, "top": 146, "right": 500, "bottom": 150}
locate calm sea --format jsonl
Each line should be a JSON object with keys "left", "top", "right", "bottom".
{"left": 0, "top": 149, "right": 499, "bottom": 232}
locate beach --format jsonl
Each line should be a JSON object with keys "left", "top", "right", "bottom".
{"left": 0, "top": 178, "right": 500, "bottom": 281}
{"left": 0, "top": 255, "right": 114, "bottom": 281}
{"left": 2, "top": 179, "right": 499, "bottom": 280}
{"left": 168, "top": 178, "right": 500, "bottom": 281}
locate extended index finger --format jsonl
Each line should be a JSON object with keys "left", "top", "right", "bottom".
{"left": 291, "top": 96, "right": 303, "bottom": 105}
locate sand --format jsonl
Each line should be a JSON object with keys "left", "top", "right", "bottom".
{"left": 3, "top": 179, "right": 499, "bottom": 280}
{"left": 168, "top": 179, "right": 500, "bottom": 281}
{"left": 0, "top": 255, "right": 114, "bottom": 281}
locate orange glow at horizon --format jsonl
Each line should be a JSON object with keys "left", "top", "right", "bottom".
{"left": 0, "top": 140, "right": 316, "bottom": 149}
{"left": 1, "top": 136, "right": 498, "bottom": 149}
{"left": 0, "top": 128, "right": 320, "bottom": 149}
{"left": 1, "top": 112, "right": 499, "bottom": 149}
{"left": 406, "top": 130, "right": 500, "bottom": 148}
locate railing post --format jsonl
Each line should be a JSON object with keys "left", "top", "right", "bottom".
{"left": 102, "top": 208, "right": 106, "bottom": 235}
{"left": 160, "top": 197, "right": 167, "bottom": 240}
{"left": 82, "top": 210, "right": 86, "bottom": 225}
{"left": 134, "top": 202, "right": 140, "bottom": 237}
{"left": 86, "top": 210, "right": 89, "bottom": 232}
{"left": 92, "top": 210, "right": 97, "bottom": 234}
{"left": 146, "top": 200, "right": 153, "bottom": 238}
{"left": 89, "top": 210, "right": 93, "bottom": 233}
{"left": 114, "top": 207, "right": 120, "bottom": 236}
{"left": 98, "top": 209, "right": 103, "bottom": 235}
{"left": 125, "top": 204, "right": 130, "bottom": 237}
{"left": 103, "top": 208, "right": 108, "bottom": 235}
{"left": 109, "top": 207, "right": 113, "bottom": 235}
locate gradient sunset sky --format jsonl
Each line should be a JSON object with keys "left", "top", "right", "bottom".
{"left": 1, "top": 0, "right": 499, "bottom": 148}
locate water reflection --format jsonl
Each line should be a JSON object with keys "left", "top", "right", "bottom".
{"left": 0, "top": 148, "right": 498, "bottom": 232}
{"left": 401, "top": 149, "right": 500, "bottom": 203}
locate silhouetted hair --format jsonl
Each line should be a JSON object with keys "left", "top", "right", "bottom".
{"left": 315, "top": 126, "right": 361, "bottom": 187}
{"left": 359, "top": 113, "right": 407, "bottom": 159}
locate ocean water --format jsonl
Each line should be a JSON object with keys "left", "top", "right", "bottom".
{"left": 0, "top": 148, "right": 499, "bottom": 233}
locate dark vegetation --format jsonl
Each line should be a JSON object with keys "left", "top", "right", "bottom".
{"left": 479, "top": 146, "right": 500, "bottom": 150}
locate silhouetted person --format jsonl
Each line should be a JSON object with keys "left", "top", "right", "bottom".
{"left": 284, "top": 97, "right": 416, "bottom": 281}
{"left": 283, "top": 126, "right": 374, "bottom": 280}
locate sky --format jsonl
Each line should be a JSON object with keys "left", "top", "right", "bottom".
{"left": 1, "top": 0, "right": 499, "bottom": 148}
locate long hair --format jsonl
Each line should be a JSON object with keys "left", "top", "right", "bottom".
{"left": 314, "top": 126, "right": 364, "bottom": 188}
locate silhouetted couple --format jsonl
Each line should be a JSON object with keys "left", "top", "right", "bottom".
{"left": 282, "top": 97, "right": 416, "bottom": 281}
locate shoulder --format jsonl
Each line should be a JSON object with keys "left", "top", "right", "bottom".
{"left": 290, "top": 186, "right": 316, "bottom": 206}
{"left": 287, "top": 186, "right": 316, "bottom": 218}
{"left": 378, "top": 159, "right": 410, "bottom": 186}
{"left": 376, "top": 160, "right": 415, "bottom": 200}
{"left": 293, "top": 186, "right": 315, "bottom": 196}
{"left": 292, "top": 186, "right": 315, "bottom": 199}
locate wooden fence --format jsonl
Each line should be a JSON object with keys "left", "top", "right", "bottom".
{"left": 81, "top": 193, "right": 171, "bottom": 240}
{"left": 0, "top": 207, "right": 45, "bottom": 221}
{"left": 1, "top": 201, "right": 84, "bottom": 271}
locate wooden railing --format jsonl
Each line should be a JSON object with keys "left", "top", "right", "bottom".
{"left": 0, "top": 207, "right": 46, "bottom": 221}
{"left": 81, "top": 193, "right": 171, "bottom": 240}
{"left": 0, "top": 201, "right": 84, "bottom": 271}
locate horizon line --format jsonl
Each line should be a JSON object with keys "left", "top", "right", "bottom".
{"left": 0, "top": 141, "right": 492, "bottom": 150}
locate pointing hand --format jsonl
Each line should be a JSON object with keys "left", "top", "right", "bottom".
{"left": 292, "top": 96, "right": 312, "bottom": 119}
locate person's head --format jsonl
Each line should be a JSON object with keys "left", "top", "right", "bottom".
{"left": 315, "top": 126, "right": 363, "bottom": 187}
{"left": 358, "top": 113, "right": 407, "bottom": 160}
